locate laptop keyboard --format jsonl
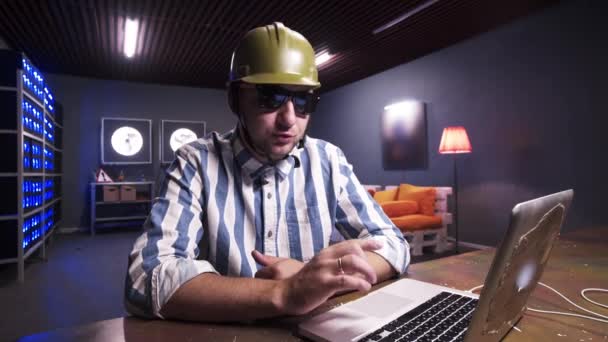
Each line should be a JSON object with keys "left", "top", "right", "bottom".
{"left": 358, "top": 292, "right": 478, "bottom": 342}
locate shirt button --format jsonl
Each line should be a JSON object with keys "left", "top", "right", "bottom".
{"left": 267, "top": 230, "right": 273, "bottom": 238}
{"left": 267, "top": 192, "right": 272, "bottom": 199}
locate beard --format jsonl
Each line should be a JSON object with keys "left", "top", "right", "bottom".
{"left": 238, "top": 123, "right": 306, "bottom": 164}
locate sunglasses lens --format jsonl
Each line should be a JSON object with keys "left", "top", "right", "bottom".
{"left": 268, "top": 94, "right": 288, "bottom": 109}
{"left": 257, "top": 86, "right": 285, "bottom": 110}
{"left": 255, "top": 86, "right": 318, "bottom": 114}
{"left": 292, "top": 94, "right": 308, "bottom": 113}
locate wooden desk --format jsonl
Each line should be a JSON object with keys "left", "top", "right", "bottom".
{"left": 404, "top": 228, "right": 608, "bottom": 341}
{"left": 19, "top": 228, "right": 607, "bottom": 342}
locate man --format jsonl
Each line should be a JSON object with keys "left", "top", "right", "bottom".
{"left": 125, "top": 22, "right": 409, "bottom": 321}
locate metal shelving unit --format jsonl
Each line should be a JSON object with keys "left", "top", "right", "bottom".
{"left": 0, "top": 51, "right": 63, "bottom": 282}
{"left": 89, "top": 181, "right": 154, "bottom": 235}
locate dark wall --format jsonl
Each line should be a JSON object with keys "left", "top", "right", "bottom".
{"left": 0, "top": 35, "right": 10, "bottom": 49}
{"left": 309, "top": 0, "right": 607, "bottom": 246}
{"left": 45, "top": 74, "right": 236, "bottom": 229}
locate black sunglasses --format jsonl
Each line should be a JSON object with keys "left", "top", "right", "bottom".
{"left": 254, "top": 85, "right": 320, "bottom": 114}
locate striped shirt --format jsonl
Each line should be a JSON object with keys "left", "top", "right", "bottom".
{"left": 125, "top": 129, "right": 410, "bottom": 318}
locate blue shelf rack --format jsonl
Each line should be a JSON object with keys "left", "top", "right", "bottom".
{"left": 0, "top": 50, "right": 63, "bottom": 283}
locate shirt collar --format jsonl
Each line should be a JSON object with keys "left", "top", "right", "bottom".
{"left": 231, "top": 128, "right": 302, "bottom": 183}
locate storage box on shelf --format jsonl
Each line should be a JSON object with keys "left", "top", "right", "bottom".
{"left": 120, "top": 185, "right": 136, "bottom": 201}
{"left": 0, "top": 50, "right": 63, "bottom": 282}
{"left": 90, "top": 182, "right": 155, "bottom": 235}
{"left": 103, "top": 186, "right": 119, "bottom": 202}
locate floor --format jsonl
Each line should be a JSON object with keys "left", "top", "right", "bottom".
{"left": 0, "top": 229, "right": 473, "bottom": 341}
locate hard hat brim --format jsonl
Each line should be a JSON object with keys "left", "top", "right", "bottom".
{"left": 241, "top": 73, "right": 321, "bottom": 88}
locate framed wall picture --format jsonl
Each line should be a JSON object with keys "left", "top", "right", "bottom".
{"left": 381, "top": 100, "right": 428, "bottom": 170}
{"left": 160, "top": 120, "right": 206, "bottom": 164}
{"left": 101, "top": 117, "right": 152, "bottom": 165}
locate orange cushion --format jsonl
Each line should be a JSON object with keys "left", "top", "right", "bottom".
{"left": 397, "top": 184, "right": 436, "bottom": 216}
{"left": 391, "top": 214, "right": 443, "bottom": 231}
{"left": 380, "top": 200, "right": 418, "bottom": 217}
{"left": 373, "top": 188, "right": 399, "bottom": 203}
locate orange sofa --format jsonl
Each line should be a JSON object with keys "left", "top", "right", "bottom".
{"left": 368, "top": 184, "right": 453, "bottom": 256}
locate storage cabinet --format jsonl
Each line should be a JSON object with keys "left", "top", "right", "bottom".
{"left": 0, "top": 51, "right": 63, "bottom": 282}
{"left": 90, "top": 182, "right": 154, "bottom": 235}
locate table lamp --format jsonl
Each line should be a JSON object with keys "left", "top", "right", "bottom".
{"left": 439, "top": 126, "right": 472, "bottom": 253}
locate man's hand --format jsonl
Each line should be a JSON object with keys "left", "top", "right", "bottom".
{"left": 274, "top": 239, "right": 383, "bottom": 316}
{"left": 252, "top": 250, "right": 304, "bottom": 280}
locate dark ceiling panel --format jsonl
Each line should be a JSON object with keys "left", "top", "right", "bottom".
{"left": 0, "top": 0, "right": 559, "bottom": 92}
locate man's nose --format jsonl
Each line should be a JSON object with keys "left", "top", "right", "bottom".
{"left": 277, "top": 98, "right": 297, "bottom": 128}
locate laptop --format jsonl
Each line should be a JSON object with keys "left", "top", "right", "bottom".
{"left": 298, "top": 189, "right": 573, "bottom": 342}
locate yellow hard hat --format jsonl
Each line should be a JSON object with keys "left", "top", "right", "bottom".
{"left": 228, "top": 22, "right": 320, "bottom": 88}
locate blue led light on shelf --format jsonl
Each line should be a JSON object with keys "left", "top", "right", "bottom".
{"left": 22, "top": 73, "right": 45, "bottom": 101}
{"left": 22, "top": 211, "right": 45, "bottom": 249}
{"left": 43, "top": 148, "right": 55, "bottom": 170}
{"left": 23, "top": 179, "right": 29, "bottom": 209}
{"left": 44, "top": 87, "right": 55, "bottom": 114}
{"left": 45, "top": 180, "right": 54, "bottom": 200}
{"left": 43, "top": 208, "right": 54, "bottom": 233}
{"left": 32, "top": 143, "right": 42, "bottom": 170}
{"left": 44, "top": 117, "right": 55, "bottom": 142}
{"left": 23, "top": 179, "right": 44, "bottom": 210}
{"left": 22, "top": 99, "right": 44, "bottom": 136}
{"left": 24, "top": 141, "right": 31, "bottom": 169}
{"left": 35, "top": 108, "right": 42, "bottom": 120}
{"left": 32, "top": 144, "right": 39, "bottom": 155}
{"left": 21, "top": 57, "right": 45, "bottom": 102}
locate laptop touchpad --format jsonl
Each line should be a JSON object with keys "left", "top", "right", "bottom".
{"left": 348, "top": 292, "right": 412, "bottom": 318}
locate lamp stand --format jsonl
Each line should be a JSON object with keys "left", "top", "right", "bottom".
{"left": 452, "top": 156, "right": 459, "bottom": 254}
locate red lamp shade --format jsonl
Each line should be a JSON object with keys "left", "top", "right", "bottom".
{"left": 439, "top": 126, "right": 472, "bottom": 154}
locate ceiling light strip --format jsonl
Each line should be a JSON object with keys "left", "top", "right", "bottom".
{"left": 123, "top": 18, "right": 139, "bottom": 58}
{"left": 372, "top": 0, "right": 441, "bottom": 35}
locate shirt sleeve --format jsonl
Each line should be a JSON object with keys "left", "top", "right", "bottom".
{"left": 124, "top": 144, "right": 218, "bottom": 318}
{"left": 332, "top": 147, "right": 410, "bottom": 275}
